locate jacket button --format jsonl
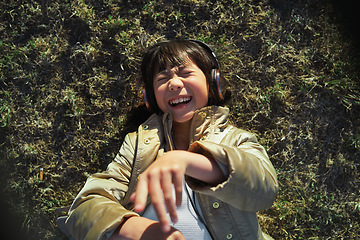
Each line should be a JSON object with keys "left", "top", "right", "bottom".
{"left": 226, "top": 233, "right": 233, "bottom": 239}
{"left": 144, "top": 139, "right": 150, "bottom": 144}
{"left": 143, "top": 125, "right": 149, "bottom": 130}
{"left": 212, "top": 202, "right": 219, "bottom": 209}
{"left": 201, "top": 112, "right": 207, "bottom": 118}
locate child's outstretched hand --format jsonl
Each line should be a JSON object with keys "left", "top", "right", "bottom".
{"left": 130, "top": 150, "right": 225, "bottom": 233}
{"left": 130, "top": 150, "right": 187, "bottom": 232}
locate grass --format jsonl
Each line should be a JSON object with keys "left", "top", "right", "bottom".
{"left": 0, "top": 0, "right": 359, "bottom": 239}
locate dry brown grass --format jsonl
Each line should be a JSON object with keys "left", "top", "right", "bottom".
{"left": 0, "top": 0, "right": 359, "bottom": 239}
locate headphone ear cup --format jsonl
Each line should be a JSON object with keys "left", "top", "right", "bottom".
{"left": 142, "top": 88, "right": 151, "bottom": 110}
{"left": 211, "top": 68, "right": 229, "bottom": 101}
{"left": 211, "top": 68, "right": 223, "bottom": 100}
{"left": 143, "top": 87, "right": 159, "bottom": 113}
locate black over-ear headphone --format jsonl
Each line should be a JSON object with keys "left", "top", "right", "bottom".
{"left": 143, "top": 39, "right": 228, "bottom": 112}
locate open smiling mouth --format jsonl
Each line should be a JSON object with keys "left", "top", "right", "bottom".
{"left": 169, "top": 97, "right": 192, "bottom": 107}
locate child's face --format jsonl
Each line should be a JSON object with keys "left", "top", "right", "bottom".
{"left": 153, "top": 60, "right": 209, "bottom": 123}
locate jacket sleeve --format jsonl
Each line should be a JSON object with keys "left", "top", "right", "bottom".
{"left": 64, "top": 133, "right": 139, "bottom": 240}
{"left": 186, "top": 128, "right": 278, "bottom": 212}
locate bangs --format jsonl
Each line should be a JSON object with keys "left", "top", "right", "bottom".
{"left": 151, "top": 44, "right": 195, "bottom": 77}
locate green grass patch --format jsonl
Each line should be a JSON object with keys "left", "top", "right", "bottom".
{"left": 0, "top": 0, "right": 359, "bottom": 239}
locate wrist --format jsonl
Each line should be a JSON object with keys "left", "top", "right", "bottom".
{"left": 109, "top": 216, "right": 150, "bottom": 240}
{"left": 110, "top": 216, "right": 184, "bottom": 240}
{"left": 181, "top": 151, "right": 225, "bottom": 185}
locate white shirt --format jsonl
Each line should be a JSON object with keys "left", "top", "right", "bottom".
{"left": 142, "top": 181, "right": 212, "bottom": 240}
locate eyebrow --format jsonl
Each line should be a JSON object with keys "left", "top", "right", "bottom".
{"left": 156, "top": 65, "right": 189, "bottom": 76}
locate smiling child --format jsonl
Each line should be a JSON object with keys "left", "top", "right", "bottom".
{"left": 60, "top": 39, "right": 278, "bottom": 240}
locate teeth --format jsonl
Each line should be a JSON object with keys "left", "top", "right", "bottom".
{"left": 170, "top": 97, "right": 191, "bottom": 106}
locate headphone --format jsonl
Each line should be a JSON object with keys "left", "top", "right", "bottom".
{"left": 143, "top": 39, "right": 228, "bottom": 113}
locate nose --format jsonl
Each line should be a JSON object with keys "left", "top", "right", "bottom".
{"left": 168, "top": 76, "right": 183, "bottom": 91}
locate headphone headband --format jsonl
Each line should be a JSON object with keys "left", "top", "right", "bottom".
{"left": 187, "top": 40, "right": 221, "bottom": 69}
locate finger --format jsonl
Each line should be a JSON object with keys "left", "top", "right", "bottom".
{"left": 161, "top": 170, "right": 178, "bottom": 224}
{"left": 130, "top": 192, "right": 136, "bottom": 202}
{"left": 172, "top": 171, "right": 183, "bottom": 207}
{"left": 148, "top": 173, "right": 171, "bottom": 232}
{"left": 133, "top": 174, "right": 149, "bottom": 213}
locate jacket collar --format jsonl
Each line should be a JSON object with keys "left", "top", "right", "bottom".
{"left": 161, "top": 106, "right": 230, "bottom": 150}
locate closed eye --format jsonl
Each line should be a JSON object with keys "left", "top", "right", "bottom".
{"left": 155, "top": 74, "right": 170, "bottom": 82}
{"left": 157, "top": 77, "right": 168, "bottom": 82}
{"left": 180, "top": 70, "right": 194, "bottom": 78}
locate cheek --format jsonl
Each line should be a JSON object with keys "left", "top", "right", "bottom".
{"left": 197, "top": 81, "right": 209, "bottom": 106}
{"left": 154, "top": 86, "right": 167, "bottom": 110}
{"left": 201, "top": 90, "right": 209, "bottom": 106}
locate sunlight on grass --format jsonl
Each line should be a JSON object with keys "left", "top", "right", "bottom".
{"left": 0, "top": 0, "right": 359, "bottom": 239}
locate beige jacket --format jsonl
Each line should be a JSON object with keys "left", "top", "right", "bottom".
{"left": 61, "top": 106, "right": 278, "bottom": 240}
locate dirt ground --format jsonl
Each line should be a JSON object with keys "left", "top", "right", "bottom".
{"left": 0, "top": 0, "right": 359, "bottom": 239}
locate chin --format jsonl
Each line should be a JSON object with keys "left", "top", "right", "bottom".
{"left": 172, "top": 112, "right": 195, "bottom": 123}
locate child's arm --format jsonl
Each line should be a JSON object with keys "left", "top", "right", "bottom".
{"left": 186, "top": 129, "right": 278, "bottom": 211}
{"left": 64, "top": 132, "right": 140, "bottom": 239}
{"left": 131, "top": 150, "right": 225, "bottom": 233}
{"left": 109, "top": 216, "right": 185, "bottom": 240}
{"left": 65, "top": 129, "right": 171, "bottom": 240}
